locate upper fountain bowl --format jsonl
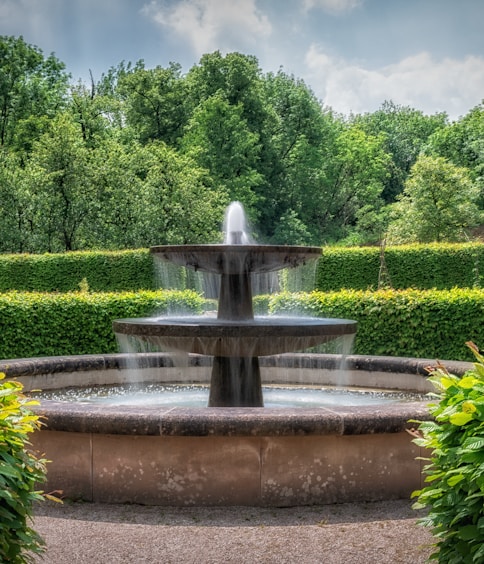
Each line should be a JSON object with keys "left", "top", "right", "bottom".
{"left": 150, "top": 244, "right": 322, "bottom": 275}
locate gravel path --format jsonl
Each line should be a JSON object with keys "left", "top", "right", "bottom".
{"left": 32, "top": 499, "right": 434, "bottom": 563}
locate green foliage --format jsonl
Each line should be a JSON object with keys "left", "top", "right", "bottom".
{"left": 269, "top": 288, "right": 484, "bottom": 361}
{"left": 24, "top": 112, "right": 94, "bottom": 251}
{"left": 0, "top": 290, "right": 204, "bottom": 358}
{"left": 0, "top": 373, "right": 48, "bottom": 562}
{"left": 426, "top": 102, "right": 484, "bottom": 206}
{"left": 116, "top": 60, "right": 189, "bottom": 145}
{"left": 353, "top": 101, "right": 447, "bottom": 203}
{"left": 0, "top": 249, "right": 155, "bottom": 292}
{"left": 316, "top": 246, "right": 381, "bottom": 290}
{"left": 0, "top": 36, "right": 482, "bottom": 250}
{"left": 0, "top": 285, "right": 483, "bottom": 360}
{"left": 181, "top": 92, "right": 261, "bottom": 214}
{"left": 411, "top": 342, "right": 484, "bottom": 563}
{"left": 387, "top": 155, "right": 481, "bottom": 244}
{"left": 316, "top": 243, "right": 484, "bottom": 291}
{"left": 0, "top": 35, "right": 69, "bottom": 151}
{"left": 1, "top": 243, "right": 482, "bottom": 296}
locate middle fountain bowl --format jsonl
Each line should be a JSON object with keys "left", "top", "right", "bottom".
{"left": 113, "top": 243, "right": 357, "bottom": 407}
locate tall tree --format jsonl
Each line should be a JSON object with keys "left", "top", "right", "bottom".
{"left": 258, "top": 71, "right": 341, "bottom": 242}
{"left": 308, "top": 125, "right": 391, "bottom": 244}
{"left": 88, "top": 139, "right": 226, "bottom": 248}
{"left": 387, "top": 155, "right": 481, "bottom": 243}
{"left": 186, "top": 51, "right": 266, "bottom": 133}
{"left": 0, "top": 35, "right": 69, "bottom": 153}
{"left": 181, "top": 92, "right": 262, "bottom": 217}
{"left": 115, "top": 61, "right": 189, "bottom": 145}
{"left": 426, "top": 102, "right": 484, "bottom": 206}
{"left": 0, "top": 151, "right": 32, "bottom": 252}
{"left": 24, "top": 113, "right": 94, "bottom": 251}
{"left": 139, "top": 142, "right": 227, "bottom": 245}
{"left": 354, "top": 101, "right": 447, "bottom": 203}
{"left": 69, "top": 77, "right": 118, "bottom": 148}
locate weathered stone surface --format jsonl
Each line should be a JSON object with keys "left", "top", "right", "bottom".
{"left": 5, "top": 352, "right": 471, "bottom": 506}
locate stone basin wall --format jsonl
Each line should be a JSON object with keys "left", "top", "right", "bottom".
{"left": 0, "top": 354, "right": 471, "bottom": 506}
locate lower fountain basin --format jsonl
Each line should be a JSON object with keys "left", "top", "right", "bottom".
{"left": 2, "top": 353, "right": 471, "bottom": 507}
{"left": 113, "top": 316, "right": 357, "bottom": 356}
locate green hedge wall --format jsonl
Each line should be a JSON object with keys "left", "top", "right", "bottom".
{"left": 0, "top": 250, "right": 155, "bottom": 292}
{"left": 0, "top": 290, "right": 204, "bottom": 358}
{"left": 1, "top": 243, "right": 483, "bottom": 293}
{"left": 1, "top": 288, "right": 482, "bottom": 361}
{"left": 270, "top": 288, "right": 484, "bottom": 361}
{"left": 316, "top": 243, "right": 484, "bottom": 291}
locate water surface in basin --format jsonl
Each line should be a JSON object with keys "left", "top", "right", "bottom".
{"left": 32, "top": 383, "right": 427, "bottom": 408}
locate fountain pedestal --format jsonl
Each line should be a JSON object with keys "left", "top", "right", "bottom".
{"left": 208, "top": 356, "right": 263, "bottom": 407}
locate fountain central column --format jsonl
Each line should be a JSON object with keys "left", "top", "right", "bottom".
{"left": 208, "top": 250, "right": 263, "bottom": 407}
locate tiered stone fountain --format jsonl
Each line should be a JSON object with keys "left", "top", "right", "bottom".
{"left": 113, "top": 202, "right": 356, "bottom": 407}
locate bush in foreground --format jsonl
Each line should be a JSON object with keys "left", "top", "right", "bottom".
{"left": 411, "top": 342, "right": 484, "bottom": 563}
{"left": 0, "top": 373, "right": 50, "bottom": 563}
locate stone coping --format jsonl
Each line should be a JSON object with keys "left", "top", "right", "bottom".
{"left": 0, "top": 352, "right": 471, "bottom": 377}
{"left": 32, "top": 400, "right": 430, "bottom": 437}
{"left": 0, "top": 353, "right": 472, "bottom": 439}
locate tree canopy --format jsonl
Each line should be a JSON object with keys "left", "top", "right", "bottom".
{"left": 0, "top": 35, "right": 482, "bottom": 253}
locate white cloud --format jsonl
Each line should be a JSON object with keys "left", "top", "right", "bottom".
{"left": 142, "top": 0, "right": 272, "bottom": 57}
{"left": 303, "top": 0, "right": 362, "bottom": 14}
{"left": 304, "top": 44, "right": 484, "bottom": 119}
{"left": 0, "top": 0, "right": 55, "bottom": 34}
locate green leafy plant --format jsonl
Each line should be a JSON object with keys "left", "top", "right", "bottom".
{"left": 411, "top": 342, "right": 484, "bottom": 563}
{"left": 270, "top": 288, "right": 484, "bottom": 361}
{"left": 316, "top": 243, "right": 484, "bottom": 291}
{"left": 0, "top": 289, "right": 205, "bottom": 358}
{"left": 0, "top": 373, "right": 51, "bottom": 563}
{"left": 78, "top": 277, "right": 89, "bottom": 293}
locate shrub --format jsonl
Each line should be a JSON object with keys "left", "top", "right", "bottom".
{"left": 316, "top": 243, "right": 484, "bottom": 291}
{"left": 0, "top": 373, "right": 48, "bottom": 563}
{"left": 411, "top": 342, "right": 484, "bottom": 563}
{"left": 1, "top": 287, "right": 484, "bottom": 361}
{"left": 269, "top": 288, "right": 484, "bottom": 361}
{"left": 0, "top": 249, "right": 155, "bottom": 293}
{"left": 0, "top": 290, "right": 205, "bottom": 358}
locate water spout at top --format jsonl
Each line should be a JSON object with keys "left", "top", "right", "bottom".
{"left": 224, "top": 201, "right": 250, "bottom": 244}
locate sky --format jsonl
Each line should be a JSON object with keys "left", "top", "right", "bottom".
{"left": 1, "top": 0, "right": 483, "bottom": 120}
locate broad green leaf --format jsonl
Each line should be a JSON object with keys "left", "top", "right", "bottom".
{"left": 0, "top": 463, "right": 21, "bottom": 479}
{"left": 462, "top": 437, "right": 484, "bottom": 450}
{"left": 458, "top": 376, "right": 479, "bottom": 389}
{"left": 458, "top": 524, "right": 479, "bottom": 540}
{"left": 440, "top": 376, "right": 458, "bottom": 390}
{"left": 462, "top": 401, "right": 477, "bottom": 413}
{"left": 447, "top": 474, "right": 464, "bottom": 487}
{"left": 449, "top": 411, "right": 474, "bottom": 426}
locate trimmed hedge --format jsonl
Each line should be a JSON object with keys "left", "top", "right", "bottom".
{"left": 0, "top": 250, "right": 155, "bottom": 292}
{"left": 1, "top": 243, "right": 483, "bottom": 295}
{"left": 270, "top": 288, "right": 484, "bottom": 362}
{"left": 1, "top": 288, "right": 483, "bottom": 361}
{"left": 0, "top": 290, "right": 204, "bottom": 358}
{"left": 316, "top": 243, "right": 484, "bottom": 291}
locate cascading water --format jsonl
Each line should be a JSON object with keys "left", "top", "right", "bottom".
{"left": 113, "top": 201, "right": 357, "bottom": 407}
